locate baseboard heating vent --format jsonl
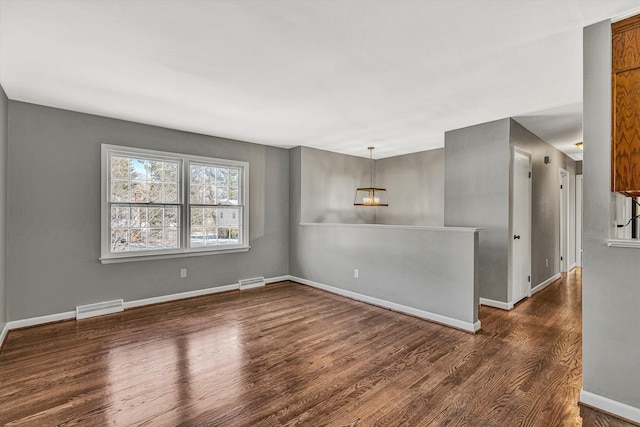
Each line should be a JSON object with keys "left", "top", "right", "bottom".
{"left": 239, "top": 277, "right": 266, "bottom": 290}
{"left": 76, "top": 299, "right": 124, "bottom": 320}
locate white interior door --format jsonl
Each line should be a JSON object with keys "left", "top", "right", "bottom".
{"left": 511, "top": 148, "right": 532, "bottom": 304}
{"left": 559, "top": 169, "right": 569, "bottom": 272}
{"left": 576, "top": 175, "right": 583, "bottom": 267}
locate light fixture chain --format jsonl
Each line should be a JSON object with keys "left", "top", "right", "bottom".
{"left": 370, "top": 147, "right": 374, "bottom": 188}
{"left": 354, "top": 146, "right": 387, "bottom": 207}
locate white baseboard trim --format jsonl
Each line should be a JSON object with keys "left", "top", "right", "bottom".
{"left": 265, "top": 275, "right": 290, "bottom": 284}
{"left": 290, "top": 276, "right": 481, "bottom": 333}
{"left": 0, "top": 322, "right": 8, "bottom": 348}
{"left": 580, "top": 389, "right": 640, "bottom": 424}
{"left": 479, "top": 298, "right": 513, "bottom": 310}
{"left": 6, "top": 311, "right": 76, "bottom": 331}
{"left": 569, "top": 263, "right": 577, "bottom": 271}
{"left": 531, "top": 273, "right": 561, "bottom": 296}
{"left": 479, "top": 273, "right": 563, "bottom": 311}
{"left": 126, "top": 275, "right": 289, "bottom": 309}
{"left": 123, "top": 283, "right": 239, "bottom": 309}
{"left": 0, "top": 275, "right": 288, "bottom": 348}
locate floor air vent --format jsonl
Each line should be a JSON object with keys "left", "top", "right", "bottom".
{"left": 76, "top": 299, "right": 124, "bottom": 320}
{"left": 239, "top": 277, "right": 266, "bottom": 290}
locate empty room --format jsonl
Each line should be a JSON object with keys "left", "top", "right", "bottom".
{"left": 1, "top": 1, "right": 639, "bottom": 425}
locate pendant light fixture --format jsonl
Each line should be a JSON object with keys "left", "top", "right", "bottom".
{"left": 354, "top": 147, "right": 388, "bottom": 206}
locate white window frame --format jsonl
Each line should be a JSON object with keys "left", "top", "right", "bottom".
{"left": 100, "top": 144, "right": 250, "bottom": 263}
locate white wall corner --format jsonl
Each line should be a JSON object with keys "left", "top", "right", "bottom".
{"left": 580, "top": 389, "right": 640, "bottom": 424}
{"left": 472, "top": 320, "right": 482, "bottom": 333}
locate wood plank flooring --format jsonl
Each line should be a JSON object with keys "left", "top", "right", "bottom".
{"left": 0, "top": 268, "right": 636, "bottom": 426}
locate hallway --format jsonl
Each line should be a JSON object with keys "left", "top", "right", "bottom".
{"left": 479, "top": 268, "right": 632, "bottom": 426}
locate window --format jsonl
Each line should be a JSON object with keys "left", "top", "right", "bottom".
{"left": 189, "top": 162, "right": 242, "bottom": 248}
{"left": 101, "top": 145, "right": 249, "bottom": 262}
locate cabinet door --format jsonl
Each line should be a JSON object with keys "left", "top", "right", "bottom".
{"left": 612, "top": 68, "right": 640, "bottom": 196}
{"left": 612, "top": 15, "right": 640, "bottom": 197}
{"left": 613, "top": 23, "right": 640, "bottom": 73}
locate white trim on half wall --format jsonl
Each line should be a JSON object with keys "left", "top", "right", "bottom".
{"left": 291, "top": 276, "right": 481, "bottom": 333}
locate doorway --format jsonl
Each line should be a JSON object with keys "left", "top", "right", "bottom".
{"left": 510, "top": 147, "right": 532, "bottom": 304}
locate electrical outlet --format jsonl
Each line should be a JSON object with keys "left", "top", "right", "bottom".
{"left": 180, "top": 268, "right": 187, "bottom": 278}
{"left": 546, "top": 259, "right": 549, "bottom": 267}
{"left": 354, "top": 268, "right": 359, "bottom": 279}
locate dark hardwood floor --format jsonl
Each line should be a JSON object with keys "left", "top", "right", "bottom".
{"left": 0, "top": 268, "right": 636, "bottom": 426}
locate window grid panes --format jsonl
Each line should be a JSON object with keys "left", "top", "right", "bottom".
{"left": 110, "top": 205, "right": 180, "bottom": 252}
{"left": 189, "top": 163, "right": 242, "bottom": 248}
{"left": 102, "top": 145, "right": 248, "bottom": 260}
{"left": 109, "top": 153, "right": 182, "bottom": 254}
{"left": 110, "top": 156, "right": 179, "bottom": 204}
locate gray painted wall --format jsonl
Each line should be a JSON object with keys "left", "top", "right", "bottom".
{"left": 0, "top": 85, "right": 7, "bottom": 332}
{"left": 300, "top": 147, "right": 374, "bottom": 224}
{"left": 290, "top": 147, "right": 479, "bottom": 329}
{"left": 298, "top": 146, "right": 445, "bottom": 226}
{"left": 7, "top": 102, "right": 289, "bottom": 320}
{"left": 289, "top": 147, "right": 303, "bottom": 279}
{"left": 292, "top": 223, "right": 479, "bottom": 328}
{"left": 510, "top": 119, "right": 577, "bottom": 283}
{"left": 583, "top": 20, "right": 640, "bottom": 409}
{"left": 445, "top": 119, "right": 511, "bottom": 302}
{"left": 445, "top": 118, "right": 576, "bottom": 303}
{"left": 376, "top": 149, "right": 444, "bottom": 226}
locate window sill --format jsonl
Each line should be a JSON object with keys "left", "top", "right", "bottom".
{"left": 607, "top": 239, "right": 640, "bottom": 249}
{"left": 100, "top": 246, "right": 251, "bottom": 264}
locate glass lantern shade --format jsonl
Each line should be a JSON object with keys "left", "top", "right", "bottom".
{"left": 354, "top": 187, "right": 388, "bottom": 206}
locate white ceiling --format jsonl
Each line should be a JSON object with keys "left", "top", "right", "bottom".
{"left": 1, "top": 1, "right": 639, "bottom": 160}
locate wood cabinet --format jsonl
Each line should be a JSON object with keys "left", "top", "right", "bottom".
{"left": 612, "top": 14, "right": 640, "bottom": 197}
